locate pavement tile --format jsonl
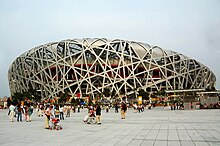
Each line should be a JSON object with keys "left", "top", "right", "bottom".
{"left": 141, "top": 140, "right": 155, "bottom": 146}
{"left": 154, "top": 140, "right": 167, "bottom": 146}
{"left": 168, "top": 140, "right": 181, "bottom": 146}
{"left": 157, "top": 129, "right": 168, "bottom": 140}
{"left": 168, "top": 129, "right": 179, "bottom": 140}
{"left": 145, "top": 129, "right": 159, "bottom": 140}
{"left": 180, "top": 140, "right": 195, "bottom": 146}
{"left": 187, "top": 130, "right": 205, "bottom": 141}
{"left": 194, "top": 141, "right": 210, "bottom": 146}
{"left": 208, "top": 141, "right": 220, "bottom": 146}
{"left": 127, "top": 139, "right": 143, "bottom": 145}
{"left": 176, "top": 124, "right": 185, "bottom": 130}
{"left": 160, "top": 124, "right": 169, "bottom": 130}
{"left": 178, "top": 129, "right": 191, "bottom": 141}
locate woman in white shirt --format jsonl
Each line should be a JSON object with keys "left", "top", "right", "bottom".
{"left": 59, "top": 105, "right": 64, "bottom": 120}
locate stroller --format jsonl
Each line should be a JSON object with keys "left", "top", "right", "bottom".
{"left": 50, "top": 117, "right": 62, "bottom": 130}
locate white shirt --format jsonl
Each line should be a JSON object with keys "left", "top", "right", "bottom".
{"left": 59, "top": 107, "right": 63, "bottom": 112}
{"left": 9, "top": 105, "right": 15, "bottom": 112}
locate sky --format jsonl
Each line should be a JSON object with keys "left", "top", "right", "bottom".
{"left": 0, "top": 0, "right": 220, "bottom": 97}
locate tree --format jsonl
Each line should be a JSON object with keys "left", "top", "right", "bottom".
{"left": 12, "top": 92, "right": 24, "bottom": 105}
{"left": 58, "top": 92, "right": 68, "bottom": 105}
{"left": 155, "top": 90, "right": 166, "bottom": 96}
{"left": 22, "top": 88, "right": 42, "bottom": 103}
{"left": 102, "top": 88, "right": 110, "bottom": 97}
{"left": 138, "top": 89, "right": 149, "bottom": 100}
{"left": 29, "top": 89, "right": 41, "bottom": 102}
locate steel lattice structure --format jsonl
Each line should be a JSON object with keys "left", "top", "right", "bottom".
{"left": 8, "top": 38, "right": 216, "bottom": 99}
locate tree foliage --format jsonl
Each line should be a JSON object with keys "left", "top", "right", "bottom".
{"left": 11, "top": 88, "right": 42, "bottom": 104}
{"left": 138, "top": 89, "right": 149, "bottom": 100}
{"left": 58, "top": 92, "right": 68, "bottom": 105}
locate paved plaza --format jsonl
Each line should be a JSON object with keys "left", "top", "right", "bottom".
{"left": 1, "top": 107, "right": 220, "bottom": 146}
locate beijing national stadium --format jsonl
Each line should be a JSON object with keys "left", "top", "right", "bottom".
{"left": 8, "top": 38, "right": 216, "bottom": 99}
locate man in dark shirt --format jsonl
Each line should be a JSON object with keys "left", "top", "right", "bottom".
{"left": 95, "top": 104, "right": 102, "bottom": 124}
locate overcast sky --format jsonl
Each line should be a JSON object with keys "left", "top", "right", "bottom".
{"left": 0, "top": 0, "right": 220, "bottom": 97}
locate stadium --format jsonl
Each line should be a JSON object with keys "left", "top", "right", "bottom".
{"left": 8, "top": 38, "right": 216, "bottom": 100}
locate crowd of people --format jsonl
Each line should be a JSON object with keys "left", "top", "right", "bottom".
{"left": 6, "top": 96, "right": 220, "bottom": 131}
{"left": 36, "top": 104, "right": 75, "bottom": 129}
{"left": 6, "top": 97, "right": 156, "bottom": 130}
{"left": 8, "top": 102, "right": 34, "bottom": 122}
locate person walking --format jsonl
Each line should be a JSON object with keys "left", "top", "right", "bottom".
{"left": 59, "top": 105, "right": 64, "bottom": 120}
{"left": 9, "top": 104, "right": 15, "bottom": 122}
{"left": 106, "top": 105, "right": 109, "bottom": 113}
{"left": 120, "top": 97, "right": 127, "bottom": 119}
{"left": 95, "top": 104, "right": 102, "bottom": 124}
{"left": 44, "top": 105, "right": 52, "bottom": 129}
{"left": 17, "top": 103, "right": 24, "bottom": 122}
{"left": 66, "top": 105, "right": 71, "bottom": 117}
{"left": 54, "top": 105, "right": 60, "bottom": 119}
{"left": 77, "top": 105, "right": 80, "bottom": 113}
{"left": 115, "top": 103, "right": 119, "bottom": 113}
{"left": 27, "top": 105, "right": 33, "bottom": 122}
{"left": 24, "top": 105, "right": 28, "bottom": 121}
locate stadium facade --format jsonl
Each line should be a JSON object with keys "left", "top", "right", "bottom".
{"left": 8, "top": 38, "right": 216, "bottom": 99}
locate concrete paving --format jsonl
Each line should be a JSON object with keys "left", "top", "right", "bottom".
{"left": 1, "top": 107, "right": 220, "bottom": 146}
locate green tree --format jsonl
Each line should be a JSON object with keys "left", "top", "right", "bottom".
{"left": 58, "top": 92, "right": 68, "bottom": 105}
{"left": 23, "top": 88, "right": 42, "bottom": 103}
{"left": 12, "top": 92, "right": 24, "bottom": 104}
{"left": 71, "top": 98, "right": 76, "bottom": 106}
{"left": 103, "top": 88, "right": 110, "bottom": 97}
{"left": 155, "top": 90, "right": 166, "bottom": 96}
{"left": 138, "top": 89, "right": 149, "bottom": 100}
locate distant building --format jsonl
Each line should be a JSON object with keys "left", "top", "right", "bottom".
{"left": 8, "top": 38, "right": 216, "bottom": 99}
